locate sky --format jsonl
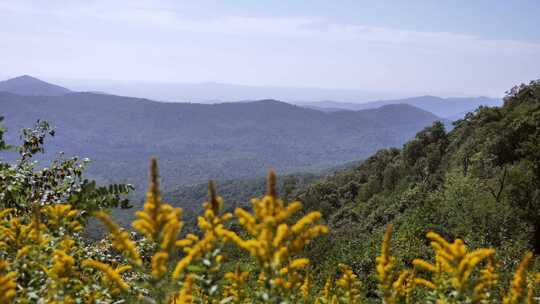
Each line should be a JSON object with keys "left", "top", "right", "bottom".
{"left": 1, "top": 0, "right": 539, "bottom": 97}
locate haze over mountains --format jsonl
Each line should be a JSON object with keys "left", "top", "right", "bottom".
{"left": 299, "top": 96, "right": 502, "bottom": 119}
{"left": 57, "top": 78, "right": 416, "bottom": 104}
{"left": 0, "top": 75, "right": 447, "bottom": 194}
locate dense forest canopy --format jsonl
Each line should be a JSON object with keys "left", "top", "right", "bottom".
{"left": 294, "top": 80, "right": 540, "bottom": 282}
{"left": 0, "top": 91, "right": 439, "bottom": 196}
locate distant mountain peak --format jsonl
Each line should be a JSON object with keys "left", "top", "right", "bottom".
{"left": 12, "top": 74, "right": 40, "bottom": 81}
{"left": 0, "top": 75, "right": 71, "bottom": 96}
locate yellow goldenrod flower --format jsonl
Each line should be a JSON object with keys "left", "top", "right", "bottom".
{"left": 132, "top": 158, "right": 184, "bottom": 252}
{"left": 151, "top": 251, "right": 169, "bottom": 279}
{"left": 324, "top": 276, "right": 333, "bottom": 299}
{"left": 173, "top": 233, "right": 215, "bottom": 279}
{"left": 300, "top": 274, "right": 311, "bottom": 300}
{"left": 291, "top": 212, "right": 321, "bottom": 234}
{"left": 173, "top": 179, "right": 233, "bottom": 280}
{"left": 82, "top": 260, "right": 130, "bottom": 294}
{"left": 413, "top": 259, "right": 437, "bottom": 273}
{"left": 414, "top": 278, "right": 436, "bottom": 289}
{"left": 473, "top": 256, "right": 498, "bottom": 303}
{"left": 43, "top": 204, "right": 82, "bottom": 233}
{"left": 0, "top": 260, "right": 16, "bottom": 303}
{"left": 392, "top": 269, "right": 415, "bottom": 302}
{"left": 49, "top": 239, "right": 76, "bottom": 281}
{"left": 336, "top": 263, "right": 362, "bottom": 304}
{"left": 171, "top": 275, "right": 194, "bottom": 304}
{"left": 219, "top": 170, "right": 327, "bottom": 300}
{"left": 457, "top": 248, "right": 495, "bottom": 286}
{"left": 0, "top": 208, "right": 14, "bottom": 219}
{"left": 376, "top": 224, "right": 396, "bottom": 302}
{"left": 28, "top": 204, "right": 45, "bottom": 243}
{"left": 289, "top": 258, "right": 310, "bottom": 270}
{"left": 223, "top": 265, "right": 249, "bottom": 303}
{"left": 16, "top": 245, "right": 32, "bottom": 258}
{"left": 413, "top": 231, "right": 500, "bottom": 302}
{"left": 503, "top": 252, "right": 533, "bottom": 304}
{"left": 94, "top": 211, "right": 142, "bottom": 266}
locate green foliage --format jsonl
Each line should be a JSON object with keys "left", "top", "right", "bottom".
{"left": 0, "top": 119, "right": 133, "bottom": 216}
{"left": 293, "top": 80, "right": 540, "bottom": 288}
{"left": 0, "top": 116, "right": 9, "bottom": 152}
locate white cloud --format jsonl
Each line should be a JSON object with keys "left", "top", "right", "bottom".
{"left": 0, "top": 0, "right": 538, "bottom": 96}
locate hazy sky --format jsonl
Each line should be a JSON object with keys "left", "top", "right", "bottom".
{"left": 1, "top": 0, "right": 539, "bottom": 96}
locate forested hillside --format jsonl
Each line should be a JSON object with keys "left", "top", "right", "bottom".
{"left": 0, "top": 90, "right": 438, "bottom": 197}
{"left": 0, "top": 81, "right": 539, "bottom": 303}
{"left": 294, "top": 80, "right": 540, "bottom": 285}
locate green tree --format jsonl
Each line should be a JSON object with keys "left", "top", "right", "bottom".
{"left": 0, "top": 119, "right": 133, "bottom": 216}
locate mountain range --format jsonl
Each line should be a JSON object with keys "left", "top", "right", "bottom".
{"left": 298, "top": 95, "right": 502, "bottom": 119}
{"left": 0, "top": 76, "right": 441, "bottom": 195}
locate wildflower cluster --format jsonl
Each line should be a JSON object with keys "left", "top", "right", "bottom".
{"left": 375, "top": 225, "right": 540, "bottom": 304}
{"left": 218, "top": 170, "right": 328, "bottom": 302}
{"left": 0, "top": 158, "right": 539, "bottom": 303}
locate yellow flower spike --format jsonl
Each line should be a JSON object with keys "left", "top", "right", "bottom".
{"left": 235, "top": 208, "right": 257, "bottom": 235}
{"left": 197, "top": 216, "right": 212, "bottom": 231}
{"left": 175, "top": 239, "right": 194, "bottom": 247}
{"left": 0, "top": 208, "right": 13, "bottom": 219}
{"left": 392, "top": 270, "right": 413, "bottom": 293}
{"left": 291, "top": 212, "right": 322, "bottom": 234}
{"left": 172, "top": 234, "right": 215, "bottom": 279}
{"left": 290, "top": 225, "right": 329, "bottom": 252}
{"left": 151, "top": 251, "right": 169, "bottom": 279}
{"left": 49, "top": 239, "right": 76, "bottom": 280}
{"left": 44, "top": 204, "right": 83, "bottom": 233}
{"left": 160, "top": 211, "right": 183, "bottom": 251}
{"left": 503, "top": 252, "right": 534, "bottom": 304}
{"left": 414, "top": 278, "right": 436, "bottom": 289}
{"left": 222, "top": 170, "right": 327, "bottom": 300}
{"left": 82, "top": 260, "right": 130, "bottom": 294}
{"left": 172, "top": 179, "right": 233, "bottom": 280}
{"left": 413, "top": 259, "right": 437, "bottom": 273}
{"left": 16, "top": 245, "right": 32, "bottom": 258}
{"left": 336, "top": 263, "right": 362, "bottom": 304}
{"left": 94, "top": 211, "right": 142, "bottom": 266}
{"left": 273, "top": 224, "right": 289, "bottom": 247}
{"left": 133, "top": 159, "right": 184, "bottom": 252}
{"left": 275, "top": 201, "right": 302, "bottom": 222}
{"left": 272, "top": 246, "right": 289, "bottom": 267}
{"left": 172, "top": 274, "right": 195, "bottom": 304}
{"left": 289, "top": 258, "right": 310, "bottom": 270}
{"left": 376, "top": 224, "right": 396, "bottom": 301}
{"left": 458, "top": 248, "right": 495, "bottom": 285}
{"left": 186, "top": 233, "right": 199, "bottom": 242}
{"left": 224, "top": 265, "right": 249, "bottom": 303}
{"left": 0, "top": 260, "right": 16, "bottom": 303}
{"left": 473, "top": 256, "right": 498, "bottom": 303}
{"left": 29, "top": 204, "right": 44, "bottom": 243}
{"left": 301, "top": 274, "right": 311, "bottom": 300}
{"left": 215, "top": 254, "right": 224, "bottom": 264}
{"left": 426, "top": 231, "right": 452, "bottom": 252}
{"left": 450, "top": 239, "right": 467, "bottom": 258}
